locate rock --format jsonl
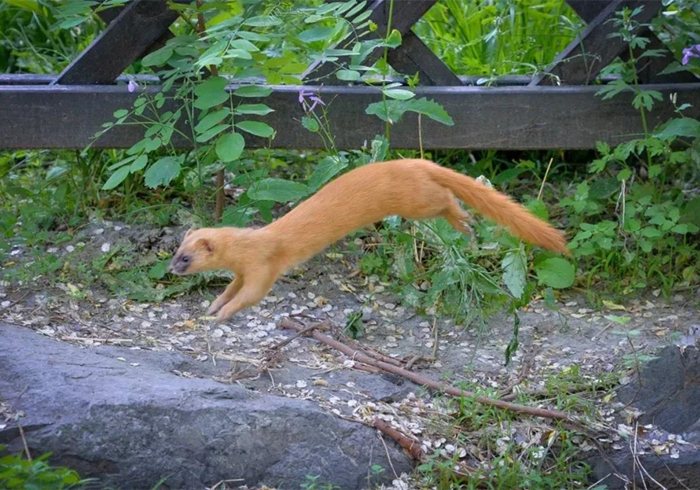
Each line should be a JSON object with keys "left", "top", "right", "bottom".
{"left": 589, "top": 346, "right": 700, "bottom": 489}
{"left": 0, "top": 323, "right": 411, "bottom": 489}
{"left": 617, "top": 346, "right": 700, "bottom": 441}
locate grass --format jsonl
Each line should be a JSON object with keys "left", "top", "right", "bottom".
{"left": 415, "top": 0, "right": 584, "bottom": 79}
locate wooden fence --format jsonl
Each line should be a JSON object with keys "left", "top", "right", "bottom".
{"left": 0, "top": 0, "right": 698, "bottom": 150}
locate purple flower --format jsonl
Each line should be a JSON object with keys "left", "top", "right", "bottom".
{"left": 127, "top": 79, "right": 139, "bottom": 93}
{"left": 681, "top": 44, "right": 700, "bottom": 65}
{"left": 298, "top": 88, "right": 325, "bottom": 113}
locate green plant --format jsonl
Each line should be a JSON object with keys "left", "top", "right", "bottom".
{"left": 415, "top": 0, "right": 584, "bottom": 79}
{"left": 561, "top": 5, "right": 700, "bottom": 298}
{"left": 300, "top": 474, "right": 339, "bottom": 490}
{"left": 416, "top": 382, "right": 594, "bottom": 490}
{"left": 0, "top": 445, "right": 88, "bottom": 489}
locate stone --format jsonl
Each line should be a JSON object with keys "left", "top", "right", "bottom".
{"left": 0, "top": 323, "right": 411, "bottom": 489}
{"left": 589, "top": 346, "right": 700, "bottom": 489}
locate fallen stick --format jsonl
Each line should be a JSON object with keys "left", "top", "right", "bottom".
{"left": 373, "top": 418, "right": 426, "bottom": 462}
{"left": 269, "top": 322, "right": 328, "bottom": 352}
{"left": 341, "top": 335, "right": 403, "bottom": 367}
{"left": 279, "top": 318, "right": 581, "bottom": 425}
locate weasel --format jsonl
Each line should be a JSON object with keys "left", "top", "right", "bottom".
{"left": 168, "top": 159, "right": 569, "bottom": 323}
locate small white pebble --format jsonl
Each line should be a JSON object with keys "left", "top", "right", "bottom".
{"left": 65, "top": 245, "right": 75, "bottom": 253}
{"left": 101, "top": 243, "right": 111, "bottom": 253}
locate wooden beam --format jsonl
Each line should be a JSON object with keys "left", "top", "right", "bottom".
{"left": 1, "top": 82, "right": 698, "bottom": 150}
{"left": 532, "top": 0, "right": 664, "bottom": 85}
{"left": 304, "top": 0, "right": 460, "bottom": 86}
{"left": 566, "top": 0, "right": 697, "bottom": 83}
{"left": 93, "top": 1, "right": 174, "bottom": 59}
{"left": 53, "top": 0, "right": 178, "bottom": 85}
{"left": 0, "top": 73, "right": 623, "bottom": 87}
{"left": 386, "top": 32, "right": 462, "bottom": 86}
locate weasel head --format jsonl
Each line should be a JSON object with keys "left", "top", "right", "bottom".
{"left": 168, "top": 228, "right": 224, "bottom": 275}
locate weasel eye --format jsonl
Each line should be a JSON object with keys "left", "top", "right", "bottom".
{"left": 181, "top": 256, "right": 189, "bottom": 263}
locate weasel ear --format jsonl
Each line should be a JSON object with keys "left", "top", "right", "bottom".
{"left": 195, "top": 238, "right": 213, "bottom": 253}
{"left": 184, "top": 228, "right": 195, "bottom": 239}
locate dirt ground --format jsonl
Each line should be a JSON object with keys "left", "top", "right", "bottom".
{"left": 2, "top": 218, "right": 699, "bottom": 487}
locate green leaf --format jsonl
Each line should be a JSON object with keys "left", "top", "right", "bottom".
{"left": 336, "top": 69, "right": 361, "bottom": 81}
{"left": 215, "top": 132, "right": 245, "bottom": 162}
{"left": 144, "top": 156, "right": 183, "bottom": 189}
{"left": 656, "top": 117, "right": 700, "bottom": 140}
{"left": 194, "top": 108, "right": 230, "bottom": 134}
{"left": 247, "top": 178, "right": 308, "bottom": 202}
{"left": 384, "top": 29, "right": 402, "bottom": 48}
{"left": 130, "top": 154, "right": 148, "bottom": 172}
{"left": 236, "top": 121, "right": 274, "bottom": 137}
{"left": 6, "top": 0, "right": 41, "bottom": 14}
{"left": 142, "top": 47, "right": 173, "bottom": 67}
{"left": 221, "top": 206, "right": 256, "bottom": 226}
{"left": 193, "top": 76, "right": 229, "bottom": 110}
{"left": 234, "top": 103, "right": 274, "bottom": 115}
{"left": 244, "top": 15, "right": 282, "bottom": 27}
{"left": 298, "top": 26, "right": 334, "bottom": 43}
{"left": 148, "top": 260, "right": 170, "bottom": 280}
{"left": 502, "top": 247, "right": 527, "bottom": 299}
{"left": 302, "top": 116, "right": 320, "bottom": 132}
{"left": 526, "top": 200, "right": 549, "bottom": 221}
{"left": 534, "top": 258, "right": 575, "bottom": 289}
{"left": 195, "top": 123, "right": 229, "bottom": 143}
{"left": 230, "top": 39, "right": 260, "bottom": 52}
{"left": 384, "top": 88, "right": 415, "bottom": 100}
{"left": 309, "top": 156, "right": 348, "bottom": 191}
{"left": 365, "top": 98, "right": 454, "bottom": 126}
{"left": 102, "top": 166, "right": 130, "bottom": 190}
{"left": 617, "top": 168, "right": 632, "bottom": 181}
{"left": 234, "top": 85, "right": 273, "bottom": 98}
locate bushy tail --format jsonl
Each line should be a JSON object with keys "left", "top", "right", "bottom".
{"left": 429, "top": 165, "right": 570, "bottom": 255}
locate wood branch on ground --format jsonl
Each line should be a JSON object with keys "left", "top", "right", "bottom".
{"left": 373, "top": 418, "right": 427, "bottom": 462}
{"left": 278, "top": 318, "right": 584, "bottom": 427}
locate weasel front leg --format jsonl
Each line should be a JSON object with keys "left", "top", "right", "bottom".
{"left": 207, "top": 275, "right": 244, "bottom": 315}
{"left": 214, "top": 269, "right": 278, "bottom": 323}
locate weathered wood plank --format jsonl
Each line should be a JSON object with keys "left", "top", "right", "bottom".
{"left": 387, "top": 32, "right": 462, "bottom": 86}
{"left": 1, "top": 82, "right": 698, "bottom": 150}
{"left": 2, "top": 73, "right": 624, "bottom": 87}
{"left": 304, "top": 0, "right": 460, "bottom": 85}
{"left": 566, "top": 0, "right": 697, "bottom": 83}
{"left": 532, "top": 0, "right": 664, "bottom": 85}
{"left": 94, "top": 2, "right": 174, "bottom": 59}
{"left": 54, "top": 0, "right": 178, "bottom": 85}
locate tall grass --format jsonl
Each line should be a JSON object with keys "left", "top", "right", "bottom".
{"left": 414, "top": 0, "right": 584, "bottom": 77}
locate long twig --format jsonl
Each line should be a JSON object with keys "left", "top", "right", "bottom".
{"left": 373, "top": 418, "right": 426, "bottom": 462}
{"left": 16, "top": 420, "right": 32, "bottom": 461}
{"left": 279, "top": 319, "right": 581, "bottom": 425}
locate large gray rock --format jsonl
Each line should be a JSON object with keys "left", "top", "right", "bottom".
{"left": 589, "top": 346, "right": 700, "bottom": 490}
{"left": 0, "top": 323, "right": 411, "bottom": 489}
{"left": 617, "top": 345, "right": 700, "bottom": 441}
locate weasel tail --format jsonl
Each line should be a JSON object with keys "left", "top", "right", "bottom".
{"left": 169, "top": 159, "right": 569, "bottom": 322}
{"left": 427, "top": 165, "right": 569, "bottom": 255}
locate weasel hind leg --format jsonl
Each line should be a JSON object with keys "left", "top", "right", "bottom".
{"left": 441, "top": 200, "right": 475, "bottom": 238}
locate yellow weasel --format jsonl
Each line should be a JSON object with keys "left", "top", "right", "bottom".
{"left": 169, "top": 159, "right": 569, "bottom": 323}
